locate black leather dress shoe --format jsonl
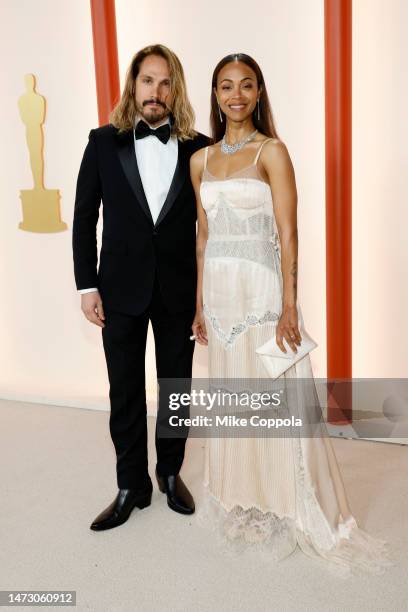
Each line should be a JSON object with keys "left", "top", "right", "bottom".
{"left": 155, "top": 468, "right": 195, "bottom": 515}
{"left": 90, "top": 487, "right": 152, "bottom": 531}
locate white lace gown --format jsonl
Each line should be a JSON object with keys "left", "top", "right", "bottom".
{"left": 195, "top": 140, "right": 393, "bottom": 576}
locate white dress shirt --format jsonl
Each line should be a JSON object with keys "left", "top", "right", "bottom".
{"left": 78, "top": 117, "right": 178, "bottom": 294}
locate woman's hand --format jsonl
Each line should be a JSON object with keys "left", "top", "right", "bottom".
{"left": 276, "top": 305, "right": 302, "bottom": 353}
{"left": 191, "top": 309, "right": 208, "bottom": 346}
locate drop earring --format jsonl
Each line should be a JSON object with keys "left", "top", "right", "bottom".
{"left": 218, "top": 102, "right": 223, "bottom": 123}
{"left": 257, "top": 99, "right": 260, "bottom": 121}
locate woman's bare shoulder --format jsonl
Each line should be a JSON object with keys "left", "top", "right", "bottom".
{"left": 260, "top": 138, "right": 292, "bottom": 167}
{"left": 261, "top": 137, "right": 287, "bottom": 150}
{"left": 190, "top": 146, "right": 206, "bottom": 170}
{"left": 190, "top": 141, "right": 220, "bottom": 170}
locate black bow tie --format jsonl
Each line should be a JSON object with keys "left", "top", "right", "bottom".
{"left": 135, "top": 120, "right": 171, "bottom": 144}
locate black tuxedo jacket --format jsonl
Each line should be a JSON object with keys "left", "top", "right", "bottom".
{"left": 72, "top": 124, "right": 210, "bottom": 316}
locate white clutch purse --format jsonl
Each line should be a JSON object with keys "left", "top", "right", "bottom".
{"left": 255, "top": 320, "right": 318, "bottom": 380}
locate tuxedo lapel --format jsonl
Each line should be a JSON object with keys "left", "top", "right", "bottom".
{"left": 155, "top": 139, "right": 188, "bottom": 227}
{"left": 116, "top": 129, "right": 154, "bottom": 226}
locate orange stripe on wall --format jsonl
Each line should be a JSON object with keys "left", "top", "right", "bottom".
{"left": 324, "top": 0, "right": 352, "bottom": 422}
{"left": 90, "top": 0, "right": 120, "bottom": 126}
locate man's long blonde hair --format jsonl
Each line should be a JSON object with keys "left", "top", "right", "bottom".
{"left": 110, "top": 44, "right": 196, "bottom": 141}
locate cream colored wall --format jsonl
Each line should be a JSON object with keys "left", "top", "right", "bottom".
{"left": 0, "top": 0, "right": 108, "bottom": 408}
{"left": 352, "top": 0, "right": 408, "bottom": 377}
{"left": 0, "top": 0, "right": 405, "bottom": 411}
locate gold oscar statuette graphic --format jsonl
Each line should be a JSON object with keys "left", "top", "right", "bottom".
{"left": 17, "top": 74, "right": 67, "bottom": 232}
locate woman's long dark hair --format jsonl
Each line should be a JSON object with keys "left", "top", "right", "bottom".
{"left": 210, "top": 53, "right": 279, "bottom": 142}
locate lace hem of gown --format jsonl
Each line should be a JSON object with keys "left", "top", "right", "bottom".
{"left": 196, "top": 484, "right": 394, "bottom": 577}
{"left": 195, "top": 486, "right": 298, "bottom": 562}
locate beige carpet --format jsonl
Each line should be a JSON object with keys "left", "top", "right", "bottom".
{"left": 1, "top": 399, "right": 406, "bottom": 612}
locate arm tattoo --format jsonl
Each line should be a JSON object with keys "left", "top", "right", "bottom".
{"left": 290, "top": 260, "right": 298, "bottom": 297}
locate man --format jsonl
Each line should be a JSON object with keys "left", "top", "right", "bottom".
{"left": 72, "top": 44, "right": 210, "bottom": 531}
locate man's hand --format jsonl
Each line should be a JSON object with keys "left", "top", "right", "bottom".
{"left": 81, "top": 291, "right": 105, "bottom": 328}
{"left": 191, "top": 309, "right": 208, "bottom": 346}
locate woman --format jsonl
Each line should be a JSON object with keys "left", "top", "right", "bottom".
{"left": 189, "top": 53, "right": 392, "bottom": 575}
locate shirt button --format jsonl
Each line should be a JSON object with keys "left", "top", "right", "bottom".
{"left": 152, "top": 230, "right": 158, "bottom": 236}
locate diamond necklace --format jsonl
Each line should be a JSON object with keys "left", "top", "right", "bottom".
{"left": 221, "top": 129, "right": 258, "bottom": 155}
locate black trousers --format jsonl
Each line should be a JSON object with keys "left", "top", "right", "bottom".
{"left": 101, "top": 271, "right": 195, "bottom": 490}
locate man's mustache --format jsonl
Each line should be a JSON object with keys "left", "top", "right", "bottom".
{"left": 143, "top": 99, "right": 166, "bottom": 108}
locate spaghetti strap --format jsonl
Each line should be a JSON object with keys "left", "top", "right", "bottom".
{"left": 254, "top": 138, "right": 274, "bottom": 164}
{"left": 203, "top": 146, "right": 209, "bottom": 171}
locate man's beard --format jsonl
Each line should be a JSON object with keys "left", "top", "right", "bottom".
{"left": 138, "top": 100, "right": 169, "bottom": 126}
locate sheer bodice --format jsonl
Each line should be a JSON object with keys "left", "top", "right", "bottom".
{"left": 200, "top": 141, "right": 286, "bottom": 363}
